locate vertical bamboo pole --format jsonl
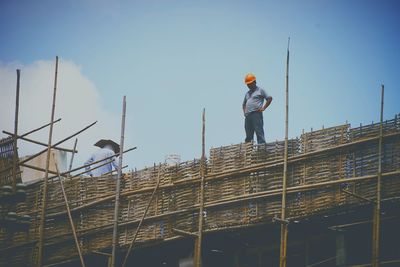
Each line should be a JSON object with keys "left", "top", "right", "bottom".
{"left": 194, "top": 108, "right": 206, "bottom": 267}
{"left": 280, "top": 38, "right": 290, "bottom": 267}
{"left": 12, "top": 69, "right": 21, "bottom": 192}
{"left": 36, "top": 56, "right": 59, "bottom": 267}
{"left": 372, "top": 85, "right": 384, "bottom": 267}
{"left": 111, "top": 95, "right": 126, "bottom": 267}
{"left": 68, "top": 138, "right": 78, "bottom": 173}
{"left": 53, "top": 158, "right": 86, "bottom": 267}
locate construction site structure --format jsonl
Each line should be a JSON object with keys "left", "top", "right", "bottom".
{"left": 1, "top": 58, "right": 399, "bottom": 267}
{"left": 0, "top": 114, "right": 399, "bottom": 266}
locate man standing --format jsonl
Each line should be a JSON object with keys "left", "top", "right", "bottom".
{"left": 242, "top": 73, "right": 273, "bottom": 144}
{"left": 85, "top": 139, "right": 119, "bottom": 177}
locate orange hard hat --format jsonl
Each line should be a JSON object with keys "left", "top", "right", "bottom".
{"left": 245, "top": 73, "right": 256, "bottom": 84}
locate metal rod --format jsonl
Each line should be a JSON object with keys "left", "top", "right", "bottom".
{"left": 111, "top": 95, "right": 127, "bottom": 267}
{"left": 102, "top": 165, "right": 128, "bottom": 176}
{"left": 372, "top": 84, "right": 384, "bottom": 267}
{"left": 92, "top": 251, "right": 112, "bottom": 257}
{"left": 280, "top": 37, "right": 290, "bottom": 267}
{"left": 306, "top": 256, "right": 336, "bottom": 267}
{"left": 53, "top": 156, "right": 86, "bottom": 267}
{"left": 172, "top": 228, "right": 199, "bottom": 238}
{"left": 36, "top": 56, "right": 59, "bottom": 267}
{"left": 68, "top": 138, "right": 78, "bottom": 173}
{"left": 3, "top": 130, "right": 77, "bottom": 153}
{"left": 12, "top": 69, "right": 21, "bottom": 192}
{"left": 273, "top": 216, "right": 289, "bottom": 224}
{"left": 194, "top": 108, "right": 206, "bottom": 267}
{"left": 122, "top": 167, "right": 162, "bottom": 267}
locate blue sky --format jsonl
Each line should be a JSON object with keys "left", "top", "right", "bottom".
{"left": 1, "top": 0, "right": 399, "bottom": 170}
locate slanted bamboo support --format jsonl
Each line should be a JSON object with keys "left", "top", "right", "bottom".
{"left": 36, "top": 56, "right": 59, "bottom": 267}
{"left": 122, "top": 167, "right": 162, "bottom": 267}
{"left": 53, "top": 157, "right": 86, "bottom": 267}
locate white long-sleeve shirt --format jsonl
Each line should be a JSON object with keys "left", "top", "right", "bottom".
{"left": 84, "top": 147, "right": 118, "bottom": 177}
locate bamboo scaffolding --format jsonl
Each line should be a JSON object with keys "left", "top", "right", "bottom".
{"left": 36, "top": 56, "right": 59, "bottom": 267}
{"left": 0, "top": 121, "right": 97, "bottom": 175}
{"left": 1, "top": 113, "right": 399, "bottom": 266}
{"left": 38, "top": 130, "right": 399, "bottom": 220}
{"left": 111, "top": 95, "right": 127, "bottom": 267}
{"left": 1, "top": 169, "right": 399, "bottom": 261}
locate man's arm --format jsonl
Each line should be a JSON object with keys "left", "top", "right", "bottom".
{"left": 260, "top": 96, "right": 272, "bottom": 112}
{"left": 242, "top": 95, "right": 247, "bottom": 115}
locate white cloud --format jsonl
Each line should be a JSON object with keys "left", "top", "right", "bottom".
{"left": 0, "top": 59, "right": 121, "bottom": 169}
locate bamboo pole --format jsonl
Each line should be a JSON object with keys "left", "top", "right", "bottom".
{"left": 12, "top": 69, "right": 21, "bottom": 192}
{"left": 280, "top": 37, "right": 290, "bottom": 267}
{"left": 0, "top": 119, "right": 62, "bottom": 145}
{"left": 36, "top": 56, "right": 59, "bottom": 267}
{"left": 22, "top": 157, "right": 116, "bottom": 178}
{"left": 111, "top": 95, "right": 127, "bottom": 267}
{"left": 53, "top": 157, "right": 86, "bottom": 267}
{"left": 122, "top": 167, "right": 162, "bottom": 267}
{"left": 68, "top": 138, "right": 78, "bottom": 173}
{"left": 0, "top": 121, "right": 97, "bottom": 175}
{"left": 372, "top": 85, "right": 384, "bottom": 267}
{"left": 48, "top": 147, "right": 136, "bottom": 181}
{"left": 194, "top": 108, "right": 206, "bottom": 267}
{"left": 3, "top": 130, "right": 77, "bottom": 153}
{"left": 19, "top": 119, "right": 62, "bottom": 139}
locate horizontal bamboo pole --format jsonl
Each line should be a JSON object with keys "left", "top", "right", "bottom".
{"left": 3, "top": 130, "right": 77, "bottom": 153}
{"left": 20, "top": 163, "right": 58, "bottom": 175}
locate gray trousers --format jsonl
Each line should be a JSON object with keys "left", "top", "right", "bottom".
{"left": 245, "top": 111, "right": 266, "bottom": 144}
